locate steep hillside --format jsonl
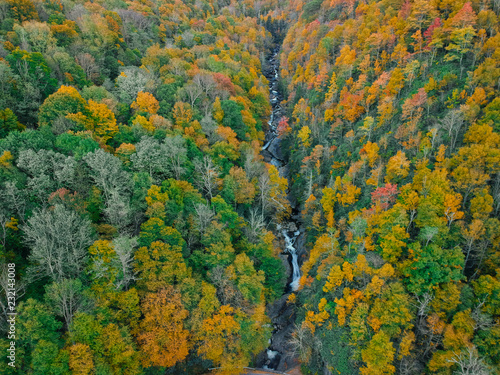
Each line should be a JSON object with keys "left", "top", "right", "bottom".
{"left": 0, "top": 1, "right": 291, "bottom": 374}
{"left": 277, "top": 0, "right": 500, "bottom": 374}
{"left": 0, "top": 0, "right": 499, "bottom": 374}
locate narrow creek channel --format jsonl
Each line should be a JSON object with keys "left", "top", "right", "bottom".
{"left": 257, "top": 47, "right": 303, "bottom": 372}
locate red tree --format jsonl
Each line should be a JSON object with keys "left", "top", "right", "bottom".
{"left": 371, "top": 183, "right": 399, "bottom": 209}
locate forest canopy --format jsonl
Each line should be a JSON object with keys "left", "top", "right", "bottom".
{"left": 0, "top": 0, "right": 500, "bottom": 374}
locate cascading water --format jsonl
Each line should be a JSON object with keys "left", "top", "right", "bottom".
{"left": 283, "top": 230, "right": 301, "bottom": 291}
{"left": 259, "top": 47, "right": 302, "bottom": 371}
{"left": 261, "top": 47, "right": 301, "bottom": 293}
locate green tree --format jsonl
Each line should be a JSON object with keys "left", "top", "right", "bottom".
{"left": 38, "top": 85, "right": 88, "bottom": 128}
{"left": 221, "top": 100, "right": 248, "bottom": 141}
{"left": 0, "top": 109, "right": 24, "bottom": 138}
{"left": 401, "top": 242, "right": 464, "bottom": 296}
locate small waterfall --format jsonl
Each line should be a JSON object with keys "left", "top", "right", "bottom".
{"left": 283, "top": 230, "right": 301, "bottom": 291}
{"left": 258, "top": 46, "right": 302, "bottom": 372}
{"left": 263, "top": 349, "right": 281, "bottom": 370}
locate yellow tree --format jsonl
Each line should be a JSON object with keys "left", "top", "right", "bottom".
{"left": 86, "top": 100, "right": 118, "bottom": 141}
{"left": 444, "top": 193, "right": 464, "bottom": 228}
{"left": 131, "top": 91, "right": 160, "bottom": 115}
{"left": 38, "top": 85, "right": 87, "bottom": 128}
{"left": 134, "top": 240, "right": 191, "bottom": 292}
{"left": 335, "top": 45, "right": 356, "bottom": 78}
{"left": 321, "top": 187, "right": 336, "bottom": 228}
{"left": 265, "top": 164, "right": 291, "bottom": 221}
{"left": 298, "top": 125, "right": 311, "bottom": 148}
{"left": 227, "top": 166, "right": 256, "bottom": 205}
{"left": 65, "top": 98, "right": 118, "bottom": 142}
{"left": 69, "top": 343, "right": 94, "bottom": 375}
{"left": 197, "top": 305, "right": 245, "bottom": 373}
{"left": 385, "top": 151, "right": 410, "bottom": 183}
{"left": 136, "top": 287, "right": 190, "bottom": 368}
{"left": 360, "top": 331, "right": 396, "bottom": 375}
{"left": 361, "top": 141, "right": 380, "bottom": 168}
{"left": 334, "top": 176, "right": 361, "bottom": 207}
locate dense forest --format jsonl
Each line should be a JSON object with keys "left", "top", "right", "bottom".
{"left": 276, "top": 0, "right": 500, "bottom": 374}
{"left": 0, "top": 0, "right": 499, "bottom": 374}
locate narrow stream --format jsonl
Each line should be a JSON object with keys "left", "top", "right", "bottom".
{"left": 258, "top": 47, "right": 302, "bottom": 371}
{"left": 283, "top": 228, "right": 301, "bottom": 292}
{"left": 261, "top": 47, "right": 301, "bottom": 293}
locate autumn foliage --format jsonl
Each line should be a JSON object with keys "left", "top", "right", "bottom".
{"left": 1, "top": 0, "right": 500, "bottom": 373}
{"left": 278, "top": 0, "right": 500, "bottom": 373}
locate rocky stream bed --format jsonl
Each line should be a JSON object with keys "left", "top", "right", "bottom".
{"left": 256, "top": 47, "right": 307, "bottom": 373}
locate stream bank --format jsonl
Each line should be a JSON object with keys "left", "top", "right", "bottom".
{"left": 256, "top": 47, "right": 306, "bottom": 372}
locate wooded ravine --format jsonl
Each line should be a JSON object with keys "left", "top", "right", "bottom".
{"left": 0, "top": 0, "right": 499, "bottom": 374}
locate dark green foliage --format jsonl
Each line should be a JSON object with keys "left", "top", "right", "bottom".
{"left": 301, "top": 0, "right": 323, "bottom": 22}
{"left": 0, "top": 128, "right": 54, "bottom": 158}
{"left": 0, "top": 108, "right": 24, "bottom": 138}
{"left": 402, "top": 243, "right": 465, "bottom": 296}
{"left": 318, "top": 327, "right": 356, "bottom": 375}
{"left": 54, "top": 133, "right": 100, "bottom": 159}
{"left": 157, "top": 79, "right": 185, "bottom": 118}
{"left": 220, "top": 99, "right": 247, "bottom": 140}
{"left": 6, "top": 49, "right": 57, "bottom": 98}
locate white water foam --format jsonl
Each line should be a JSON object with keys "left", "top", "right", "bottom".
{"left": 283, "top": 230, "right": 301, "bottom": 291}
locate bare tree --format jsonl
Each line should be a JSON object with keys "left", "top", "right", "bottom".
{"left": 23, "top": 204, "right": 95, "bottom": 281}
{"left": 420, "top": 227, "right": 439, "bottom": 246}
{"left": 289, "top": 324, "right": 321, "bottom": 363}
{"left": 414, "top": 292, "right": 434, "bottom": 318}
{"left": 17, "top": 149, "right": 76, "bottom": 207}
{"left": 104, "top": 191, "right": 132, "bottom": 233}
{"left": 76, "top": 53, "right": 99, "bottom": 81}
{"left": 13, "top": 24, "right": 30, "bottom": 51}
{"left": 471, "top": 301, "right": 495, "bottom": 331}
{"left": 194, "top": 203, "right": 215, "bottom": 236}
{"left": 115, "top": 67, "right": 148, "bottom": 104}
{"left": 181, "top": 30, "right": 195, "bottom": 48}
{"left": 243, "top": 148, "right": 264, "bottom": 181}
{"left": 112, "top": 236, "right": 137, "bottom": 290}
{"left": 258, "top": 172, "right": 271, "bottom": 215}
{"left": 0, "top": 62, "right": 16, "bottom": 108}
{"left": 492, "top": 173, "right": 500, "bottom": 216}
{"left": 399, "top": 357, "right": 419, "bottom": 375}
{"left": 194, "top": 73, "right": 217, "bottom": 99}
{"left": 200, "top": 115, "right": 220, "bottom": 144}
{"left": 183, "top": 82, "right": 204, "bottom": 108}
{"left": 163, "top": 136, "right": 187, "bottom": 180}
{"left": 84, "top": 148, "right": 132, "bottom": 201}
{"left": 130, "top": 136, "right": 164, "bottom": 179}
{"left": 0, "top": 210, "right": 12, "bottom": 249}
{"left": 116, "top": 9, "right": 150, "bottom": 45}
{"left": 413, "top": 292, "right": 435, "bottom": 357}
{"left": 441, "top": 109, "right": 465, "bottom": 154}
{"left": 429, "top": 126, "right": 441, "bottom": 149}
{"left": 2, "top": 181, "right": 27, "bottom": 224}
{"left": 209, "top": 266, "right": 242, "bottom": 307}
{"left": 194, "top": 156, "right": 220, "bottom": 201}
{"left": 0, "top": 1, "right": 10, "bottom": 23}
{"left": 131, "top": 136, "right": 187, "bottom": 181}
{"left": 168, "top": 58, "right": 189, "bottom": 78}
{"left": 244, "top": 208, "right": 266, "bottom": 243}
{"left": 66, "top": 4, "right": 87, "bottom": 22}
{"left": 447, "top": 346, "right": 490, "bottom": 375}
